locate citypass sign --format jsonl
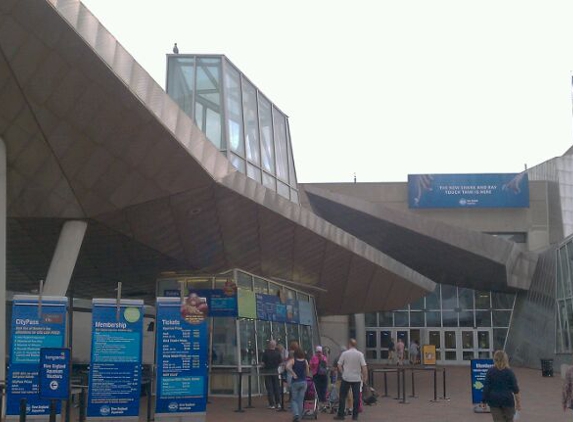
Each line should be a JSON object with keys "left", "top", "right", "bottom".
{"left": 408, "top": 173, "right": 530, "bottom": 209}
{"left": 6, "top": 295, "right": 68, "bottom": 417}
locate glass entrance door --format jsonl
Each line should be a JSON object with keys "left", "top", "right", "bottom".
{"left": 425, "top": 329, "right": 493, "bottom": 364}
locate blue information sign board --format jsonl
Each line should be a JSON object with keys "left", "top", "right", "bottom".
{"left": 87, "top": 299, "right": 144, "bottom": 419}
{"left": 471, "top": 359, "right": 494, "bottom": 404}
{"left": 408, "top": 173, "right": 530, "bottom": 209}
{"left": 255, "top": 293, "right": 299, "bottom": 324}
{"left": 39, "top": 348, "right": 71, "bottom": 400}
{"left": 155, "top": 297, "right": 208, "bottom": 417}
{"left": 6, "top": 295, "right": 68, "bottom": 416}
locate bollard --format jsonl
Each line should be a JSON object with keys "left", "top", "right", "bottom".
{"left": 79, "top": 387, "right": 86, "bottom": 422}
{"left": 234, "top": 372, "right": 244, "bottom": 413}
{"left": 19, "top": 398, "right": 26, "bottom": 422}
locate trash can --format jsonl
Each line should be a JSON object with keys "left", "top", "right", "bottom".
{"left": 540, "top": 358, "right": 554, "bottom": 377}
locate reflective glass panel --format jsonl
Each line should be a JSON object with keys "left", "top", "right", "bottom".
{"left": 475, "top": 291, "right": 491, "bottom": 309}
{"left": 493, "top": 310, "right": 511, "bottom": 327}
{"left": 410, "top": 311, "right": 424, "bottom": 327}
{"left": 239, "top": 319, "right": 256, "bottom": 365}
{"left": 478, "top": 331, "right": 490, "bottom": 349}
{"left": 258, "top": 96, "right": 275, "bottom": 173}
{"left": 379, "top": 312, "right": 393, "bottom": 327}
{"left": 492, "top": 292, "right": 514, "bottom": 309}
{"left": 301, "top": 325, "right": 312, "bottom": 356}
{"left": 224, "top": 64, "right": 244, "bottom": 155}
{"left": 167, "top": 57, "right": 194, "bottom": 117}
{"left": 366, "top": 350, "right": 377, "bottom": 360}
{"left": 212, "top": 317, "right": 237, "bottom": 365}
{"left": 459, "top": 288, "right": 474, "bottom": 309}
{"left": 441, "top": 285, "right": 457, "bottom": 309}
{"left": 256, "top": 320, "right": 272, "bottom": 362}
{"left": 462, "top": 331, "right": 473, "bottom": 348}
{"left": 287, "top": 132, "right": 297, "bottom": 186}
{"left": 380, "top": 331, "right": 392, "bottom": 348}
{"left": 247, "top": 164, "right": 262, "bottom": 183}
{"left": 242, "top": 80, "right": 260, "bottom": 165}
{"left": 277, "top": 181, "right": 289, "bottom": 199}
{"left": 394, "top": 311, "right": 408, "bottom": 327}
{"left": 290, "top": 189, "right": 299, "bottom": 204}
{"left": 268, "top": 282, "right": 280, "bottom": 296}
{"left": 410, "top": 296, "right": 425, "bottom": 310}
{"left": 426, "top": 286, "right": 440, "bottom": 310}
{"left": 442, "top": 311, "right": 458, "bottom": 327}
{"left": 365, "top": 313, "right": 377, "bottom": 327}
{"left": 262, "top": 172, "right": 276, "bottom": 191}
{"left": 444, "top": 331, "right": 456, "bottom": 349}
{"left": 272, "top": 322, "right": 287, "bottom": 347}
{"left": 475, "top": 311, "right": 491, "bottom": 327}
{"left": 229, "top": 153, "right": 245, "bottom": 173}
{"left": 253, "top": 277, "right": 268, "bottom": 294}
{"left": 273, "top": 109, "right": 288, "bottom": 181}
{"left": 459, "top": 311, "right": 474, "bottom": 327}
{"left": 286, "top": 324, "right": 300, "bottom": 347}
{"left": 196, "top": 58, "right": 222, "bottom": 148}
{"left": 366, "top": 331, "right": 377, "bottom": 348}
{"left": 237, "top": 271, "right": 252, "bottom": 291}
{"left": 463, "top": 352, "right": 474, "bottom": 361}
{"left": 426, "top": 311, "right": 441, "bottom": 327}
{"left": 429, "top": 331, "right": 441, "bottom": 348}
{"left": 493, "top": 328, "right": 507, "bottom": 350}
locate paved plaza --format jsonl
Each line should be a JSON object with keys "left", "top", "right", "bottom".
{"left": 204, "top": 366, "right": 569, "bottom": 422}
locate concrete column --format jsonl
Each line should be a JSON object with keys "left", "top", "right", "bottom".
{"left": 354, "top": 313, "right": 366, "bottom": 353}
{"left": 0, "top": 139, "right": 5, "bottom": 394}
{"left": 43, "top": 220, "right": 87, "bottom": 296}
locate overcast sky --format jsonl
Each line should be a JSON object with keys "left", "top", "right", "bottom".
{"left": 82, "top": 0, "right": 573, "bottom": 183}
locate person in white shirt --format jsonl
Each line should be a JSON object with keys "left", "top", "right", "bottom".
{"left": 334, "top": 339, "right": 367, "bottom": 421}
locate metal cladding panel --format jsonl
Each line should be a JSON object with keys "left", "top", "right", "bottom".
{"left": 0, "top": 0, "right": 437, "bottom": 314}
{"left": 302, "top": 185, "right": 537, "bottom": 293}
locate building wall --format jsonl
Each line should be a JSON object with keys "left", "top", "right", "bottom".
{"left": 301, "top": 180, "right": 551, "bottom": 252}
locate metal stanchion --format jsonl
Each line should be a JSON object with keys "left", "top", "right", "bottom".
{"left": 278, "top": 374, "right": 286, "bottom": 412}
{"left": 441, "top": 368, "right": 450, "bottom": 400}
{"left": 146, "top": 382, "right": 152, "bottom": 422}
{"left": 399, "top": 369, "right": 409, "bottom": 404}
{"left": 369, "top": 369, "right": 374, "bottom": 389}
{"left": 0, "top": 384, "right": 4, "bottom": 422}
{"left": 409, "top": 369, "right": 417, "bottom": 398}
{"left": 246, "top": 372, "right": 254, "bottom": 409}
{"left": 234, "top": 372, "right": 244, "bottom": 413}
{"left": 430, "top": 367, "right": 438, "bottom": 402}
{"left": 49, "top": 400, "right": 57, "bottom": 422}
{"left": 395, "top": 368, "right": 401, "bottom": 400}
{"left": 19, "top": 398, "right": 26, "bottom": 422}
{"left": 383, "top": 372, "right": 389, "bottom": 397}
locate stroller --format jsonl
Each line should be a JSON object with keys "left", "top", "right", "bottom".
{"left": 302, "top": 377, "right": 318, "bottom": 420}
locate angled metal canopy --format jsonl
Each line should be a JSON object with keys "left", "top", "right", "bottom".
{"left": 0, "top": 0, "right": 435, "bottom": 315}
{"left": 301, "top": 184, "right": 539, "bottom": 293}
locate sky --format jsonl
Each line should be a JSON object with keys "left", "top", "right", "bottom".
{"left": 81, "top": 0, "right": 573, "bottom": 183}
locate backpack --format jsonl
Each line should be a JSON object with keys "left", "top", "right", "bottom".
{"left": 317, "top": 358, "right": 328, "bottom": 376}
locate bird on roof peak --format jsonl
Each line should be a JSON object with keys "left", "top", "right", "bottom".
{"left": 173, "top": 43, "right": 179, "bottom": 54}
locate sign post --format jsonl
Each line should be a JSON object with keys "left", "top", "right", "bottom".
{"left": 6, "top": 295, "right": 68, "bottom": 419}
{"left": 87, "top": 299, "right": 144, "bottom": 421}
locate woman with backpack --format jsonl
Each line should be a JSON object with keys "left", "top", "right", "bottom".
{"left": 309, "top": 345, "right": 329, "bottom": 411}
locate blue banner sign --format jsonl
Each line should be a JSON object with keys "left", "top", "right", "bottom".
{"left": 189, "top": 287, "right": 238, "bottom": 317}
{"left": 255, "top": 294, "right": 299, "bottom": 324}
{"left": 155, "top": 297, "right": 208, "bottom": 418}
{"left": 39, "top": 348, "right": 71, "bottom": 400}
{"left": 408, "top": 173, "right": 530, "bottom": 209}
{"left": 471, "top": 359, "right": 494, "bottom": 404}
{"left": 87, "top": 299, "right": 144, "bottom": 419}
{"left": 7, "top": 295, "right": 68, "bottom": 416}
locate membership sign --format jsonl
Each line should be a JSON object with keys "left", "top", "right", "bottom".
{"left": 87, "top": 299, "right": 144, "bottom": 420}
{"left": 155, "top": 296, "right": 208, "bottom": 420}
{"left": 471, "top": 359, "right": 494, "bottom": 404}
{"left": 6, "top": 295, "right": 68, "bottom": 416}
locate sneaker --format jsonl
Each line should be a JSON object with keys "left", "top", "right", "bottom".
{"left": 267, "top": 405, "right": 276, "bottom": 409}
{"left": 333, "top": 416, "right": 345, "bottom": 420}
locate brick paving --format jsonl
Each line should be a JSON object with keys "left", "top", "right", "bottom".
{"left": 204, "top": 366, "right": 569, "bottom": 422}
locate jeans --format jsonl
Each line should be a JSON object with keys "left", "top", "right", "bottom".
{"left": 265, "top": 374, "right": 281, "bottom": 406}
{"left": 290, "top": 380, "right": 307, "bottom": 418}
{"left": 338, "top": 380, "right": 361, "bottom": 417}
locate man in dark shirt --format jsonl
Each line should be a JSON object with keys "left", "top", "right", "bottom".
{"left": 262, "top": 340, "right": 283, "bottom": 409}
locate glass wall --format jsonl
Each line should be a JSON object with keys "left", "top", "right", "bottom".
{"left": 364, "top": 284, "right": 516, "bottom": 363}
{"left": 557, "top": 238, "right": 573, "bottom": 352}
{"left": 167, "top": 55, "right": 299, "bottom": 203}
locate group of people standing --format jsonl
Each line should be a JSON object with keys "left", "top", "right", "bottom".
{"left": 261, "top": 339, "right": 368, "bottom": 422}
{"left": 387, "top": 337, "right": 420, "bottom": 365}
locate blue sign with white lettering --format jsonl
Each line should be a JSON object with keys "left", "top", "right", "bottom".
{"left": 87, "top": 299, "right": 144, "bottom": 419}
{"left": 255, "top": 294, "right": 299, "bottom": 324}
{"left": 408, "top": 173, "right": 530, "bottom": 209}
{"left": 155, "top": 297, "right": 208, "bottom": 417}
{"left": 39, "top": 348, "right": 70, "bottom": 400}
{"left": 6, "top": 296, "right": 68, "bottom": 416}
{"left": 471, "top": 359, "right": 494, "bottom": 404}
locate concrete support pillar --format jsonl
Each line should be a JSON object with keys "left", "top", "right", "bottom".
{"left": 354, "top": 313, "right": 367, "bottom": 353}
{"left": 43, "top": 220, "right": 87, "bottom": 297}
{"left": 0, "top": 139, "right": 5, "bottom": 394}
